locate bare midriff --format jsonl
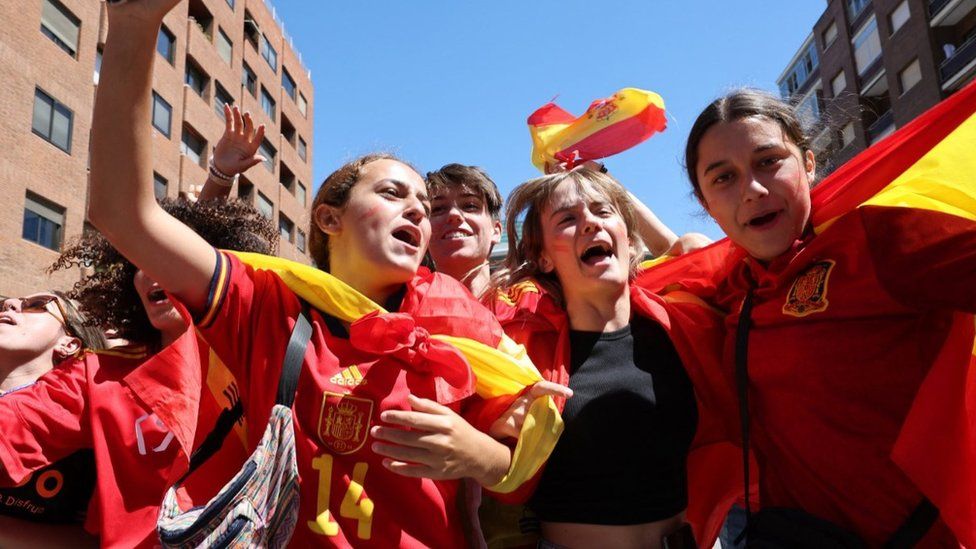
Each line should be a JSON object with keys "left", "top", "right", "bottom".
{"left": 540, "top": 511, "right": 686, "bottom": 549}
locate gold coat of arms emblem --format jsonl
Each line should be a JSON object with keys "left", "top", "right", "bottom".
{"left": 318, "top": 391, "right": 373, "bottom": 455}
{"left": 782, "top": 260, "right": 836, "bottom": 317}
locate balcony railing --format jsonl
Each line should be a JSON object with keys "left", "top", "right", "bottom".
{"left": 929, "top": 0, "right": 952, "bottom": 18}
{"left": 867, "top": 110, "right": 894, "bottom": 143}
{"left": 940, "top": 34, "right": 976, "bottom": 83}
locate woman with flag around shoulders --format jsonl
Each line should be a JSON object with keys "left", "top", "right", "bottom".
{"left": 637, "top": 86, "right": 976, "bottom": 546}
{"left": 87, "top": 0, "right": 560, "bottom": 547}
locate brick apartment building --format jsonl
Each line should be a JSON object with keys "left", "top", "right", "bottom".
{"left": 0, "top": 0, "right": 314, "bottom": 297}
{"left": 777, "top": 0, "right": 975, "bottom": 173}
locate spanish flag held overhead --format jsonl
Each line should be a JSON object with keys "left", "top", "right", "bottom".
{"left": 528, "top": 87, "right": 667, "bottom": 173}
{"left": 637, "top": 78, "right": 976, "bottom": 547}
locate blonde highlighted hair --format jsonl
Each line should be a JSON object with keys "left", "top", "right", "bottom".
{"left": 489, "top": 168, "right": 645, "bottom": 306}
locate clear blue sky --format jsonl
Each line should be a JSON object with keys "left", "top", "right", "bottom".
{"left": 273, "top": 1, "right": 827, "bottom": 239}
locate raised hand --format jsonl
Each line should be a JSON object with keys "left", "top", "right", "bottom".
{"left": 213, "top": 105, "right": 266, "bottom": 177}
{"left": 370, "top": 394, "right": 511, "bottom": 487}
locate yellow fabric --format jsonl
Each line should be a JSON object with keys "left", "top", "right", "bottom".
{"left": 228, "top": 251, "right": 562, "bottom": 493}
{"left": 530, "top": 87, "right": 666, "bottom": 172}
{"left": 817, "top": 110, "right": 976, "bottom": 234}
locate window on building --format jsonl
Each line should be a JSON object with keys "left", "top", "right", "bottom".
{"left": 153, "top": 172, "right": 168, "bottom": 200}
{"left": 185, "top": 58, "right": 208, "bottom": 97}
{"left": 32, "top": 88, "right": 73, "bottom": 153}
{"left": 157, "top": 25, "right": 176, "bottom": 65}
{"left": 282, "top": 68, "right": 297, "bottom": 101}
{"left": 281, "top": 114, "right": 296, "bottom": 145}
{"left": 889, "top": 1, "right": 910, "bottom": 35}
{"left": 214, "top": 81, "right": 234, "bottom": 117}
{"left": 296, "top": 181, "right": 307, "bottom": 206}
{"left": 22, "top": 192, "right": 65, "bottom": 251}
{"left": 296, "top": 228, "right": 306, "bottom": 252}
{"left": 298, "top": 93, "right": 308, "bottom": 117}
{"left": 237, "top": 177, "right": 253, "bottom": 201}
{"left": 831, "top": 70, "right": 847, "bottom": 97}
{"left": 260, "top": 34, "right": 278, "bottom": 71}
{"left": 216, "top": 27, "right": 233, "bottom": 65}
{"left": 823, "top": 21, "right": 838, "bottom": 49}
{"left": 94, "top": 48, "right": 102, "bottom": 85}
{"left": 40, "top": 0, "right": 80, "bottom": 57}
{"left": 226, "top": 0, "right": 234, "bottom": 8}
{"left": 242, "top": 62, "right": 257, "bottom": 97}
{"left": 840, "top": 123, "right": 856, "bottom": 147}
{"left": 187, "top": 0, "right": 213, "bottom": 38}
{"left": 852, "top": 17, "right": 882, "bottom": 75}
{"left": 280, "top": 162, "right": 295, "bottom": 192}
{"left": 151, "top": 92, "right": 172, "bottom": 137}
{"left": 260, "top": 86, "right": 276, "bottom": 120}
{"left": 795, "top": 91, "right": 821, "bottom": 130}
{"left": 180, "top": 126, "right": 206, "bottom": 166}
{"left": 279, "top": 214, "right": 294, "bottom": 242}
{"left": 298, "top": 137, "right": 307, "bottom": 162}
{"left": 848, "top": 0, "right": 870, "bottom": 19}
{"left": 899, "top": 58, "right": 922, "bottom": 94}
{"left": 258, "top": 139, "right": 276, "bottom": 172}
{"left": 778, "top": 39, "right": 818, "bottom": 97}
{"left": 257, "top": 192, "right": 273, "bottom": 219}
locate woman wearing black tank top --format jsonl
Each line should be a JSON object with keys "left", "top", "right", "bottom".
{"left": 488, "top": 168, "right": 723, "bottom": 548}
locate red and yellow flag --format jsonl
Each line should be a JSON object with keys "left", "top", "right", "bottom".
{"left": 637, "top": 78, "right": 976, "bottom": 546}
{"left": 528, "top": 87, "right": 667, "bottom": 173}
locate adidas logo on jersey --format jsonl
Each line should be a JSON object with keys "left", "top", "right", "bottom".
{"left": 330, "top": 365, "right": 367, "bottom": 388}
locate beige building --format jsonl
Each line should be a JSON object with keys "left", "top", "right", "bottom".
{"left": 0, "top": 0, "right": 315, "bottom": 297}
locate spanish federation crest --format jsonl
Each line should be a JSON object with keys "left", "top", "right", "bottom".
{"left": 318, "top": 392, "right": 373, "bottom": 455}
{"left": 782, "top": 260, "right": 836, "bottom": 317}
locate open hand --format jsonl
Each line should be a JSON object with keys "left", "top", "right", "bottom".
{"left": 213, "top": 105, "right": 266, "bottom": 177}
{"left": 371, "top": 394, "right": 511, "bottom": 486}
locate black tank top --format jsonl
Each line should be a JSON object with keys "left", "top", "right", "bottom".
{"left": 529, "top": 314, "right": 698, "bottom": 524}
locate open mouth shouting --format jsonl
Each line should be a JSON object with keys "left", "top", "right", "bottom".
{"left": 745, "top": 209, "right": 784, "bottom": 230}
{"left": 146, "top": 288, "right": 169, "bottom": 306}
{"left": 391, "top": 225, "right": 422, "bottom": 252}
{"left": 579, "top": 241, "right": 615, "bottom": 267}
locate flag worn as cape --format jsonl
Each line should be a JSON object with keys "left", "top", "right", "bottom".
{"left": 636, "top": 78, "right": 976, "bottom": 547}
{"left": 222, "top": 253, "right": 563, "bottom": 495}
{"left": 528, "top": 87, "right": 667, "bottom": 173}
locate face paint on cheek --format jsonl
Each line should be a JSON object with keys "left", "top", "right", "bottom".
{"left": 363, "top": 205, "right": 381, "bottom": 220}
{"left": 550, "top": 242, "right": 572, "bottom": 254}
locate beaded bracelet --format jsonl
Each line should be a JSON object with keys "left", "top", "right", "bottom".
{"left": 207, "top": 157, "right": 238, "bottom": 187}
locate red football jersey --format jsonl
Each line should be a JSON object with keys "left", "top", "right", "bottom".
{"left": 710, "top": 205, "right": 976, "bottom": 545}
{"left": 193, "top": 251, "right": 509, "bottom": 547}
{"left": 0, "top": 331, "right": 249, "bottom": 548}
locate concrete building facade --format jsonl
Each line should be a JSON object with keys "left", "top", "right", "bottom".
{"left": 777, "top": 0, "right": 975, "bottom": 173}
{"left": 0, "top": 0, "right": 314, "bottom": 297}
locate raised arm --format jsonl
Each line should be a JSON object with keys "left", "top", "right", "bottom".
{"left": 87, "top": 0, "right": 215, "bottom": 312}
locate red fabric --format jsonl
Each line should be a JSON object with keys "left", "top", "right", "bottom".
{"left": 0, "top": 332, "right": 248, "bottom": 548}
{"left": 706, "top": 206, "right": 974, "bottom": 546}
{"left": 553, "top": 102, "right": 668, "bottom": 167}
{"left": 490, "top": 282, "right": 743, "bottom": 546}
{"left": 349, "top": 311, "right": 475, "bottom": 404}
{"left": 187, "top": 252, "right": 514, "bottom": 548}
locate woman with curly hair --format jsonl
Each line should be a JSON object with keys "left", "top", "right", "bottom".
{"left": 0, "top": 196, "right": 277, "bottom": 548}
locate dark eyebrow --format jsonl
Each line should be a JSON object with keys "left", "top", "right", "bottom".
{"left": 703, "top": 159, "right": 728, "bottom": 176}
{"left": 703, "top": 143, "right": 782, "bottom": 175}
